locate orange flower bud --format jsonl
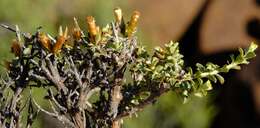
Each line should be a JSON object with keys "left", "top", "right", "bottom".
{"left": 86, "top": 16, "right": 97, "bottom": 41}
{"left": 38, "top": 33, "right": 52, "bottom": 52}
{"left": 127, "top": 11, "right": 140, "bottom": 37}
{"left": 53, "top": 36, "right": 66, "bottom": 53}
{"left": 73, "top": 28, "right": 82, "bottom": 41}
{"left": 52, "top": 26, "right": 69, "bottom": 54}
{"left": 73, "top": 18, "right": 82, "bottom": 41}
{"left": 64, "top": 26, "right": 69, "bottom": 38}
{"left": 114, "top": 7, "right": 122, "bottom": 23}
{"left": 11, "top": 39, "right": 22, "bottom": 56}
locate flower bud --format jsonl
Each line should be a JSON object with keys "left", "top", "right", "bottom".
{"left": 114, "top": 7, "right": 122, "bottom": 23}
{"left": 11, "top": 39, "right": 22, "bottom": 56}
{"left": 127, "top": 11, "right": 140, "bottom": 37}
{"left": 86, "top": 16, "right": 97, "bottom": 41}
{"left": 73, "top": 29, "right": 81, "bottom": 41}
{"left": 53, "top": 26, "right": 69, "bottom": 54}
{"left": 73, "top": 18, "right": 82, "bottom": 41}
{"left": 38, "top": 33, "right": 52, "bottom": 52}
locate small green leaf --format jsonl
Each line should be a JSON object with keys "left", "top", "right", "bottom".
{"left": 245, "top": 52, "right": 256, "bottom": 59}
{"left": 194, "top": 92, "right": 203, "bottom": 98}
{"left": 196, "top": 63, "right": 205, "bottom": 71}
{"left": 236, "top": 55, "right": 243, "bottom": 63}
{"left": 175, "top": 82, "right": 181, "bottom": 87}
{"left": 154, "top": 46, "right": 161, "bottom": 51}
{"left": 238, "top": 48, "right": 244, "bottom": 56}
{"left": 206, "top": 62, "right": 219, "bottom": 70}
{"left": 151, "top": 57, "right": 159, "bottom": 66}
{"left": 230, "top": 54, "right": 235, "bottom": 62}
{"left": 204, "top": 80, "right": 212, "bottom": 91}
{"left": 215, "top": 74, "right": 225, "bottom": 84}
{"left": 182, "top": 90, "right": 188, "bottom": 97}
{"left": 197, "top": 78, "right": 203, "bottom": 85}
{"left": 169, "top": 46, "right": 176, "bottom": 54}
{"left": 248, "top": 42, "right": 258, "bottom": 53}
{"left": 208, "top": 75, "right": 217, "bottom": 83}
{"left": 220, "top": 66, "right": 229, "bottom": 72}
{"left": 23, "top": 47, "right": 31, "bottom": 55}
{"left": 155, "top": 65, "right": 163, "bottom": 72}
{"left": 232, "top": 65, "right": 241, "bottom": 70}
{"left": 186, "top": 67, "right": 193, "bottom": 75}
{"left": 169, "top": 78, "right": 176, "bottom": 86}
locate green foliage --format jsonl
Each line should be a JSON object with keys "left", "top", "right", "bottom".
{"left": 128, "top": 41, "right": 258, "bottom": 103}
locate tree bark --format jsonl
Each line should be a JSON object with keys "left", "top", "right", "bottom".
{"left": 73, "top": 112, "right": 84, "bottom": 128}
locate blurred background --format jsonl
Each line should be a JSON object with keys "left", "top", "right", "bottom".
{"left": 0, "top": 0, "right": 259, "bottom": 127}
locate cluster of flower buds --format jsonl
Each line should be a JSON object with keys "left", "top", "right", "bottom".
{"left": 37, "top": 26, "right": 69, "bottom": 54}
{"left": 113, "top": 8, "right": 141, "bottom": 37}
{"left": 5, "top": 7, "right": 142, "bottom": 69}
{"left": 34, "top": 7, "right": 140, "bottom": 55}
{"left": 84, "top": 7, "right": 141, "bottom": 43}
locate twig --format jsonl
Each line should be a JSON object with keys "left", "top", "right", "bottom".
{"left": 0, "top": 24, "right": 16, "bottom": 33}
{"left": 66, "top": 57, "right": 83, "bottom": 86}
{"left": 48, "top": 88, "right": 67, "bottom": 112}
{"left": 114, "top": 86, "right": 169, "bottom": 121}
{"left": 109, "top": 84, "right": 123, "bottom": 118}
{"left": 32, "top": 98, "right": 74, "bottom": 127}
{"left": 111, "top": 22, "right": 119, "bottom": 42}
{"left": 40, "top": 57, "right": 67, "bottom": 93}
{"left": 0, "top": 24, "right": 31, "bottom": 39}
{"left": 15, "top": 25, "right": 21, "bottom": 42}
